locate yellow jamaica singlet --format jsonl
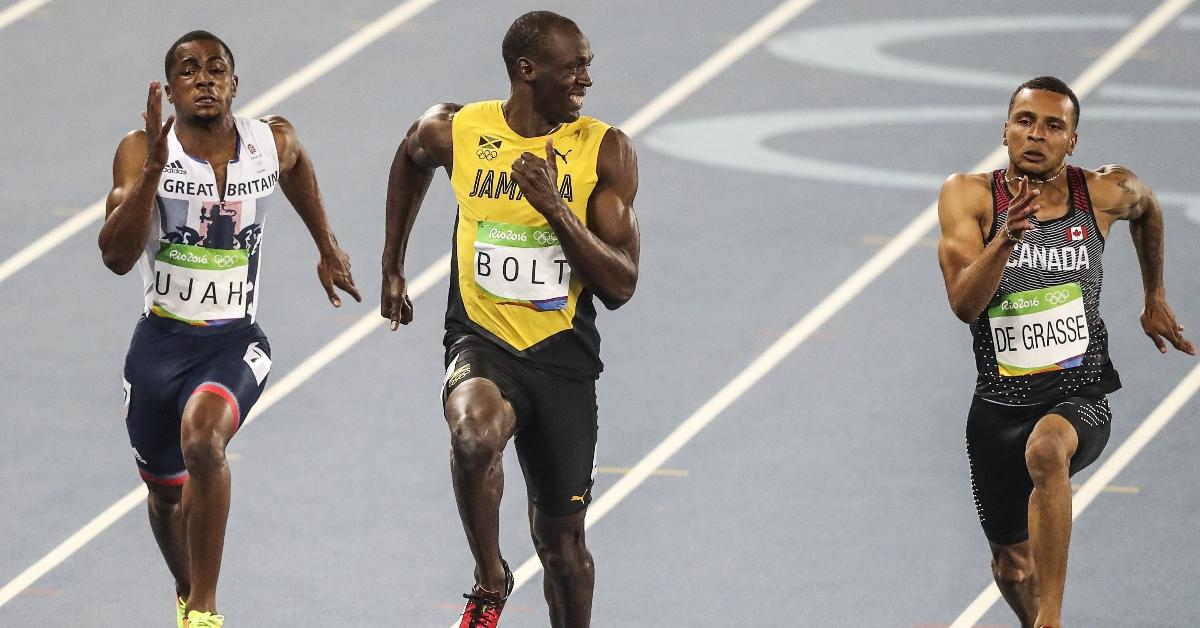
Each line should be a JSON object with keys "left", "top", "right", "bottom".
{"left": 445, "top": 100, "right": 611, "bottom": 379}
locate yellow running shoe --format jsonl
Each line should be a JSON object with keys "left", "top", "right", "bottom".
{"left": 176, "top": 597, "right": 186, "bottom": 628}
{"left": 183, "top": 610, "right": 224, "bottom": 627}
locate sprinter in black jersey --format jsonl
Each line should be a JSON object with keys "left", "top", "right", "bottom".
{"left": 937, "top": 76, "right": 1194, "bottom": 628}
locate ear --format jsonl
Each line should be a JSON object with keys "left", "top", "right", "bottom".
{"left": 164, "top": 83, "right": 174, "bottom": 104}
{"left": 516, "top": 56, "right": 536, "bottom": 82}
{"left": 1067, "top": 132, "right": 1077, "bottom": 156}
{"left": 1002, "top": 121, "right": 1008, "bottom": 146}
{"left": 231, "top": 74, "right": 239, "bottom": 99}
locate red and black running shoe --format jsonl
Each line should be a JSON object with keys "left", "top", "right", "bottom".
{"left": 458, "top": 560, "right": 514, "bottom": 628}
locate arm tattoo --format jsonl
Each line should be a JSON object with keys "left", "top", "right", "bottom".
{"left": 1118, "top": 176, "right": 1142, "bottom": 215}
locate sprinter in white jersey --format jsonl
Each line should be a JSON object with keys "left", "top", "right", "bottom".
{"left": 99, "top": 31, "right": 360, "bottom": 628}
{"left": 938, "top": 76, "right": 1195, "bottom": 628}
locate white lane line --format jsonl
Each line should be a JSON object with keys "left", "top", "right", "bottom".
{"left": 947, "top": 0, "right": 1197, "bottom": 626}
{"left": 621, "top": 0, "right": 821, "bottom": 137}
{"left": 0, "top": 0, "right": 439, "bottom": 286}
{"left": 0, "top": 0, "right": 48, "bottom": 32}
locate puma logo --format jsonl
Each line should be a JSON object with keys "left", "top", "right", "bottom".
{"left": 553, "top": 148, "right": 572, "bottom": 164}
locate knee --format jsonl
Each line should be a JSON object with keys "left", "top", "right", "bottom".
{"left": 991, "top": 547, "right": 1032, "bottom": 586}
{"left": 146, "top": 483, "right": 183, "bottom": 510}
{"left": 1025, "top": 434, "right": 1070, "bottom": 484}
{"left": 180, "top": 422, "right": 227, "bottom": 474}
{"left": 532, "top": 527, "right": 592, "bottom": 580}
{"left": 447, "top": 410, "right": 507, "bottom": 468}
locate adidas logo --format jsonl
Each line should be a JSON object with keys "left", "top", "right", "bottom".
{"left": 162, "top": 159, "right": 187, "bottom": 175}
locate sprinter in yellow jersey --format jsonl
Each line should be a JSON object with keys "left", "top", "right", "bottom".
{"left": 381, "top": 11, "right": 639, "bottom": 628}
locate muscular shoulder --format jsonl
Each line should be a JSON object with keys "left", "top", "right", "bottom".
{"left": 260, "top": 114, "right": 300, "bottom": 170}
{"left": 116, "top": 129, "right": 150, "bottom": 159}
{"left": 597, "top": 127, "right": 636, "bottom": 178}
{"left": 407, "top": 103, "right": 461, "bottom": 167}
{"left": 1085, "top": 164, "right": 1149, "bottom": 214}
{"left": 940, "top": 171, "right": 993, "bottom": 212}
{"left": 415, "top": 103, "right": 460, "bottom": 146}
{"left": 113, "top": 129, "right": 151, "bottom": 177}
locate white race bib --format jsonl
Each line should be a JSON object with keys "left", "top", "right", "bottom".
{"left": 473, "top": 221, "right": 570, "bottom": 311}
{"left": 151, "top": 243, "right": 250, "bottom": 323}
{"left": 988, "top": 283, "right": 1089, "bottom": 377}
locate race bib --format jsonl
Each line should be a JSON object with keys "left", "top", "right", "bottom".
{"left": 473, "top": 221, "right": 570, "bottom": 311}
{"left": 988, "top": 282, "right": 1089, "bottom": 377}
{"left": 151, "top": 243, "right": 250, "bottom": 323}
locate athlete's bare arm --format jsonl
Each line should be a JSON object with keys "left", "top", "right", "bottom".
{"left": 510, "top": 128, "right": 640, "bottom": 310}
{"left": 381, "top": 103, "right": 460, "bottom": 330}
{"left": 99, "top": 82, "right": 175, "bottom": 275}
{"left": 937, "top": 173, "right": 1040, "bottom": 322}
{"left": 1087, "top": 165, "right": 1194, "bottom": 355}
{"left": 265, "top": 115, "right": 361, "bottom": 307}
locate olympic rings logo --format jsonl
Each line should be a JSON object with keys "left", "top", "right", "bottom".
{"left": 1044, "top": 289, "right": 1071, "bottom": 305}
{"left": 213, "top": 254, "right": 241, "bottom": 269}
{"left": 534, "top": 231, "right": 559, "bottom": 246}
{"left": 477, "top": 149, "right": 498, "bottom": 161}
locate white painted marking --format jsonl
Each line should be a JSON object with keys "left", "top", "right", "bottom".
{"left": 949, "top": 3, "right": 1196, "bottom": 626}
{"left": 620, "top": 0, "right": 821, "bottom": 137}
{"left": 0, "top": 0, "right": 440, "bottom": 286}
{"left": 0, "top": 0, "right": 48, "bottom": 32}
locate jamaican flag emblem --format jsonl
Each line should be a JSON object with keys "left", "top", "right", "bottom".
{"left": 476, "top": 135, "right": 503, "bottom": 161}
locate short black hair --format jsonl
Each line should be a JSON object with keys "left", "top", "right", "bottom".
{"left": 1008, "top": 76, "right": 1080, "bottom": 129}
{"left": 501, "top": 11, "right": 578, "bottom": 79}
{"left": 164, "top": 30, "right": 235, "bottom": 79}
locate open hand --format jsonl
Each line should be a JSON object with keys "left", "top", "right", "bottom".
{"left": 143, "top": 81, "right": 175, "bottom": 168}
{"left": 1142, "top": 296, "right": 1196, "bottom": 355}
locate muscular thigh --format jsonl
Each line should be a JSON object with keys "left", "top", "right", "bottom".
{"left": 966, "top": 397, "right": 1041, "bottom": 545}
{"left": 1049, "top": 396, "right": 1112, "bottom": 475}
{"left": 122, "top": 320, "right": 271, "bottom": 484}
{"left": 179, "top": 325, "right": 272, "bottom": 433}
{"left": 513, "top": 370, "right": 598, "bottom": 517}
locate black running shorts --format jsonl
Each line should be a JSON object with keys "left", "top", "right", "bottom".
{"left": 443, "top": 333, "right": 598, "bottom": 516}
{"left": 122, "top": 316, "right": 272, "bottom": 485}
{"left": 965, "top": 395, "right": 1112, "bottom": 545}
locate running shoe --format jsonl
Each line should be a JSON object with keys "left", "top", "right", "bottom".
{"left": 458, "top": 560, "right": 514, "bottom": 628}
{"left": 183, "top": 610, "right": 224, "bottom": 627}
{"left": 176, "top": 597, "right": 186, "bottom": 628}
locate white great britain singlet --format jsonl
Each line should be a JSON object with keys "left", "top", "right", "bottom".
{"left": 137, "top": 117, "right": 280, "bottom": 332}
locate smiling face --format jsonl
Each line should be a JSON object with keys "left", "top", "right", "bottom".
{"left": 526, "top": 24, "right": 593, "bottom": 124}
{"left": 165, "top": 39, "right": 237, "bottom": 123}
{"left": 1003, "top": 88, "right": 1077, "bottom": 178}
